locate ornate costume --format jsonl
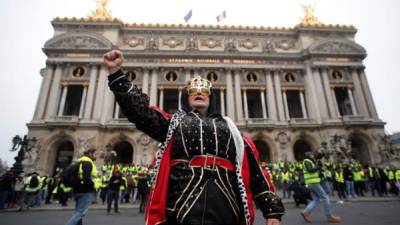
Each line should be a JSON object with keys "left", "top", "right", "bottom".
{"left": 108, "top": 70, "right": 284, "bottom": 225}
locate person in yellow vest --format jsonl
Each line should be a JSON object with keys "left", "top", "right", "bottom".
{"left": 65, "top": 148, "right": 98, "bottom": 225}
{"left": 395, "top": 168, "right": 400, "bottom": 192}
{"left": 353, "top": 166, "right": 365, "bottom": 197}
{"left": 23, "top": 172, "right": 41, "bottom": 209}
{"left": 107, "top": 167, "right": 123, "bottom": 214}
{"left": 131, "top": 172, "right": 139, "bottom": 204}
{"left": 119, "top": 173, "right": 128, "bottom": 203}
{"left": 59, "top": 181, "right": 72, "bottom": 207}
{"left": 300, "top": 152, "right": 341, "bottom": 223}
{"left": 386, "top": 167, "right": 399, "bottom": 196}
{"left": 333, "top": 166, "right": 346, "bottom": 203}
{"left": 280, "top": 168, "right": 291, "bottom": 199}
{"left": 99, "top": 172, "right": 109, "bottom": 205}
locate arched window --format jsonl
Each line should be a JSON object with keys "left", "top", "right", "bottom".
{"left": 285, "top": 73, "right": 296, "bottom": 83}
{"left": 246, "top": 72, "right": 257, "bottom": 82}
{"left": 332, "top": 70, "right": 343, "bottom": 80}
{"left": 166, "top": 71, "right": 178, "bottom": 82}
{"left": 207, "top": 72, "right": 218, "bottom": 82}
{"left": 72, "top": 66, "right": 85, "bottom": 77}
{"left": 126, "top": 71, "right": 136, "bottom": 81}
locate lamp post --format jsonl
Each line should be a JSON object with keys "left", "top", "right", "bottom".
{"left": 10, "top": 135, "right": 37, "bottom": 174}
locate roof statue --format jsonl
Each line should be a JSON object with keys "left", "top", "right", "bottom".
{"left": 299, "top": 3, "right": 322, "bottom": 26}
{"left": 88, "top": 0, "right": 113, "bottom": 20}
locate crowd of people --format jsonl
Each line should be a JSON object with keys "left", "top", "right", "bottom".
{"left": 261, "top": 157, "right": 400, "bottom": 205}
{"left": 0, "top": 161, "right": 152, "bottom": 213}
{"left": 1, "top": 156, "right": 399, "bottom": 218}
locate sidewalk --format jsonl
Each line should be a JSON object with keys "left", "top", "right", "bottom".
{"left": 1, "top": 196, "right": 399, "bottom": 212}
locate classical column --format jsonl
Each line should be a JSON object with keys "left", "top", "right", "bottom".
{"left": 304, "top": 62, "right": 321, "bottom": 122}
{"left": 100, "top": 70, "right": 114, "bottom": 124}
{"left": 266, "top": 70, "right": 277, "bottom": 120}
{"left": 347, "top": 86, "right": 358, "bottom": 116}
{"left": 313, "top": 68, "right": 329, "bottom": 119}
{"left": 299, "top": 89, "right": 308, "bottom": 118}
{"left": 114, "top": 101, "right": 120, "bottom": 119}
{"left": 225, "top": 69, "right": 235, "bottom": 119}
{"left": 234, "top": 70, "right": 244, "bottom": 122}
{"left": 178, "top": 89, "right": 182, "bottom": 110}
{"left": 359, "top": 69, "right": 379, "bottom": 118}
{"left": 46, "top": 64, "right": 63, "bottom": 118}
{"left": 78, "top": 84, "right": 88, "bottom": 118}
{"left": 331, "top": 87, "right": 341, "bottom": 117}
{"left": 84, "top": 65, "right": 99, "bottom": 119}
{"left": 350, "top": 68, "right": 369, "bottom": 117}
{"left": 220, "top": 88, "right": 226, "bottom": 116}
{"left": 260, "top": 88, "right": 267, "bottom": 119}
{"left": 242, "top": 88, "right": 249, "bottom": 120}
{"left": 149, "top": 68, "right": 158, "bottom": 106}
{"left": 159, "top": 88, "right": 164, "bottom": 110}
{"left": 321, "top": 68, "right": 337, "bottom": 118}
{"left": 273, "top": 70, "right": 285, "bottom": 121}
{"left": 93, "top": 66, "right": 108, "bottom": 120}
{"left": 282, "top": 89, "right": 290, "bottom": 120}
{"left": 142, "top": 68, "right": 150, "bottom": 94}
{"left": 33, "top": 64, "right": 54, "bottom": 120}
{"left": 57, "top": 83, "right": 68, "bottom": 116}
{"left": 185, "top": 68, "right": 191, "bottom": 82}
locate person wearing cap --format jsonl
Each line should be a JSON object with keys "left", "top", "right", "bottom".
{"left": 301, "top": 151, "right": 341, "bottom": 223}
{"left": 104, "top": 50, "right": 284, "bottom": 225}
{"left": 65, "top": 148, "right": 98, "bottom": 225}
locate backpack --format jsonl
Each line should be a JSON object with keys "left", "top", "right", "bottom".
{"left": 61, "top": 162, "right": 81, "bottom": 188}
{"left": 29, "top": 176, "right": 39, "bottom": 188}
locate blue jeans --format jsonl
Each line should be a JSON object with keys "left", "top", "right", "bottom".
{"left": 0, "top": 190, "right": 10, "bottom": 209}
{"left": 65, "top": 192, "right": 93, "bottom": 225}
{"left": 304, "top": 184, "right": 334, "bottom": 217}
{"left": 345, "top": 181, "right": 356, "bottom": 198}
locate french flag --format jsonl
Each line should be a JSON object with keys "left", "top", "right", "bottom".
{"left": 216, "top": 10, "right": 227, "bottom": 23}
{"left": 184, "top": 9, "right": 193, "bottom": 23}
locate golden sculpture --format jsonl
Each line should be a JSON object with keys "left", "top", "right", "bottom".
{"left": 88, "top": 0, "right": 113, "bottom": 20}
{"left": 299, "top": 3, "right": 321, "bottom": 26}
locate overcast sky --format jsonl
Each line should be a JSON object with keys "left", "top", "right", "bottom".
{"left": 0, "top": 0, "right": 399, "bottom": 166}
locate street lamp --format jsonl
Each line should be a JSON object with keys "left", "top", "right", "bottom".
{"left": 10, "top": 135, "right": 37, "bottom": 174}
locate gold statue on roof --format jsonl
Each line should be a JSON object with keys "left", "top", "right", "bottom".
{"left": 88, "top": 0, "right": 113, "bottom": 20}
{"left": 299, "top": 3, "right": 321, "bottom": 26}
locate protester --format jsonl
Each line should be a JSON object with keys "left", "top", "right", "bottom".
{"left": 64, "top": 148, "right": 98, "bottom": 225}
{"left": 103, "top": 49, "right": 285, "bottom": 225}
{"left": 300, "top": 151, "right": 341, "bottom": 223}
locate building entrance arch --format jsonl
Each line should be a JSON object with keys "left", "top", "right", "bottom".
{"left": 293, "top": 139, "right": 312, "bottom": 161}
{"left": 53, "top": 140, "right": 74, "bottom": 174}
{"left": 349, "top": 135, "right": 371, "bottom": 164}
{"left": 254, "top": 140, "right": 271, "bottom": 163}
{"left": 113, "top": 141, "right": 134, "bottom": 164}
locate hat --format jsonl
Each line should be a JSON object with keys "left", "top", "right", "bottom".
{"left": 84, "top": 148, "right": 96, "bottom": 154}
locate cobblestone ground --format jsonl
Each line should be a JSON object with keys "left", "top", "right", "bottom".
{"left": 1, "top": 200, "right": 399, "bottom": 225}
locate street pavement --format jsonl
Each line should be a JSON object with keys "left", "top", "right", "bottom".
{"left": 1, "top": 198, "right": 399, "bottom": 225}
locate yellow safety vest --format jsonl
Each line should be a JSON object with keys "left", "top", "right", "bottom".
{"left": 395, "top": 170, "right": 400, "bottom": 182}
{"left": 281, "top": 171, "right": 290, "bottom": 182}
{"left": 302, "top": 159, "right": 320, "bottom": 185}
{"left": 387, "top": 170, "right": 395, "bottom": 181}
{"left": 78, "top": 156, "right": 98, "bottom": 184}
{"left": 335, "top": 171, "right": 344, "bottom": 183}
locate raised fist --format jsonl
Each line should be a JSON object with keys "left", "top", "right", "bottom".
{"left": 103, "top": 50, "right": 124, "bottom": 74}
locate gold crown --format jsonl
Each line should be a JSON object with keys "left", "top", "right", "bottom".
{"left": 186, "top": 75, "right": 212, "bottom": 95}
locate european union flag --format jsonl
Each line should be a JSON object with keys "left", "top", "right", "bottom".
{"left": 184, "top": 9, "right": 192, "bottom": 23}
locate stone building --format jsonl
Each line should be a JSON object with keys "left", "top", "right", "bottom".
{"left": 26, "top": 15, "right": 387, "bottom": 175}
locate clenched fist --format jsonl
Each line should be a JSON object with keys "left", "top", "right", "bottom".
{"left": 103, "top": 50, "right": 124, "bottom": 74}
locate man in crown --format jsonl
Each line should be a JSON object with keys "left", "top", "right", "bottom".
{"left": 103, "top": 50, "right": 284, "bottom": 225}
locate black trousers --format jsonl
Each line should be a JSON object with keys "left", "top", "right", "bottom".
{"left": 107, "top": 190, "right": 119, "bottom": 212}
